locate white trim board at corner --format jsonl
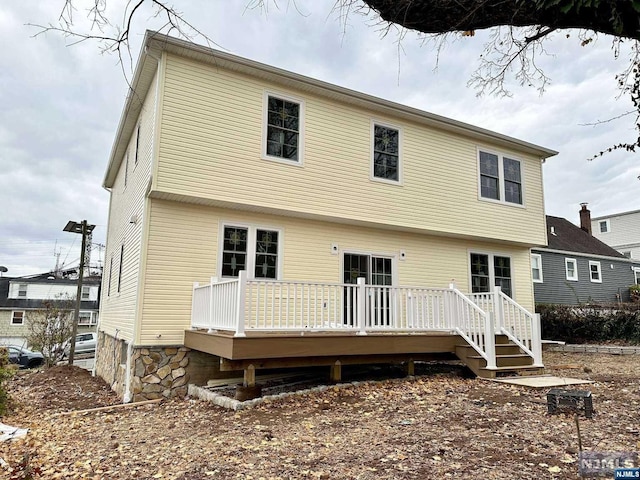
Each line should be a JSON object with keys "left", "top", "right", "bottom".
{"left": 488, "top": 375, "right": 593, "bottom": 388}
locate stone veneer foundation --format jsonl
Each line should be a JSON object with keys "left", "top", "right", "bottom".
{"left": 95, "top": 331, "right": 230, "bottom": 402}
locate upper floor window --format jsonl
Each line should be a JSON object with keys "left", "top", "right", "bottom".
{"left": 17, "top": 284, "right": 28, "bottom": 297}
{"left": 264, "top": 94, "right": 303, "bottom": 164}
{"left": 589, "top": 261, "right": 602, "bottom": 283}
{"left": 81, "top": 286, "right": 91, "bottom": 300}
{"left": 470, "top": 253, "right": 512, "bottom": 297}
{"left": 11, "top": 310, "right": 24, "bottom": 325}
{"left": 531, "top": 254, "right": 543, "bottom": 283}
{"left": 372, "top": 123, "right": 400, "bottom": 183}
{"left": 117, "top": 245, "right": 124, "bottom": 294}
{"left": 134, "top": 124, "right": 141, "bottom": 166}
{"left": 565, "top": 258, "right": 578, "bottom": 281}
{"left": 221, "top": 225, "right": 281, "bottom": 279}
{"left": 478, "top": 150, "right": 523, "bottom": 206}
{"left": 598, "top": 219, "right": 610, "bottom": 233}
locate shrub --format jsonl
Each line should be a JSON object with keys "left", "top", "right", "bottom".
{"left": 538, "top": 303, "right": 640, "bottom": 344}
{"left": 0, "top": 346, "right": 16, "bottom": 415}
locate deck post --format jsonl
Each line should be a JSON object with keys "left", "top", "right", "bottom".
{"left": 244, "top": 364, "right": 256, "bottom": 387}
{"left": 235, "top": 270, "right": 247, "bottom": 337}
{"left": 492, "top": 285, "right": 503, "bottom": 332}
{"left": 407, "top": 359, "right": 415, "bottom": 376}
{"left": 484, "top": 310, "right": 497, "bottom": 370}
{"left": 356, "top": 277, "right": 367, "bottom": 335}
{"left": 191, "top": 282, "right": 199, "bottom": 330}
{"left": 532, "top": 313, "right": 544, "bottom": 366}
{"left": 330, "top": 360, "right": 342, "bottom": 383}
{"left": 447, "top": 282, "right": 456, "bottom": 330}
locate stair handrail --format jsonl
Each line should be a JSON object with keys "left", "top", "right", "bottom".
{"left": 449, "top": 283, "right": 497, "bottom": 370}
{"left": 494, "top": 286, "right": 543, "bottom": 366}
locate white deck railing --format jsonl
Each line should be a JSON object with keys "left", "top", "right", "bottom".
{"left": 192, "top": 272, "right": 547, "bottom": 370}
{"left": 470, "top": 286, "right": 543, "bottom": 367}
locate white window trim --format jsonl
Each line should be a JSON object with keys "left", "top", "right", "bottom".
{"left": 81, "top": 286, "right": 91, "bottom": 301}
{"left": 78, "top": 311, "right": 97, "bottom": 326}
{"left": 261, "top": 91, "right": 305, "bottom": 167}
{"left": 588, "top": 260, "right": 602, "bottom": 283}
{"left": 598, "top": 219, "right": 610, "bottom": 233}
{"left": 565, "top": 258, "right": 578, "bottom": 281}
{"left": 634, "top": 268, "right": 640, "bottom": 284}
{"left": 531, "top": 253, "right": 543, "bottom": 283}
{"left": 476, "top": 147, "right": 526, "bottom": 208}
{"left": 11, "top": 310, "right": 25, "bottom": 325}
{"left": 370, "top": 119, "right": 403, "bottom": 185}
{"left": 17, "top": 284, "right": 27, "bottom": 297}
{"left": 218, "top": 221, "right": 284, "bottom": 280}
{"left": 468, "top": 250, "right": 515, "bottom": 297}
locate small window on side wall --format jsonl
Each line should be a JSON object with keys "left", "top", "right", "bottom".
{"left": 565, "top": 258, "right": 578, "bottom": 281}
{"left": 531, "top": 254, "right": 543, "bottom": 283}
{"left": 589, "top": 261, "right": 602, "bottom": 283}
{"left": 11, "top": 311, "right": 24, "bottom": 325}
{"left": 264, "top": 94, "right": 302, "bottom": 164}
{"left": 372, "top": 123, "right": 400, "bottom": 183}
{"left": 598, "top": 220, "right": 610, "bottom": 233}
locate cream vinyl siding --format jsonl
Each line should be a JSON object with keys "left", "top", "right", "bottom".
{"left": 99, "top": 71, "right": 158, "bottom": 341}
{"left": 155, "top": 54, "right": 546, "bottom": 246}
{"left": 138, "top": 199, "right": 535, "bottom": 345}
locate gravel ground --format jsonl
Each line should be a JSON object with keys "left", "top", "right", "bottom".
{"left": 0, "top": 351, "right": 638, "bottom": 479}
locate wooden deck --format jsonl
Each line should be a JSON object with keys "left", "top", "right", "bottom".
{"left": 184, "top": 329, "right": 461, "bottom": 370}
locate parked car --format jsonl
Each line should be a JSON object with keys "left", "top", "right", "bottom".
{"left": 6, "top": 345, "right": 44, "bottom": 369}
{"left": 64, "top": 332, "right": 97, "bottom": 356}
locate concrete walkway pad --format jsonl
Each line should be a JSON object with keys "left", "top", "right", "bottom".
{"left": 490, "top": 375, "right": 593, "bottom": 388}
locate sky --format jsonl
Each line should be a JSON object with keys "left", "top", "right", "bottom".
{"left": 1, "top": 0, "right": 638, "bottom": 277}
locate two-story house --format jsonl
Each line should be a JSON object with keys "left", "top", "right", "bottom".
{"left": 97, "top": 32, "right": 557, "bottom": 402}
{"left": 0, "top": 273, "right": 101, "bottom": 347}
{"left": 591, "top": 208, "right": 640, "bottom": 264}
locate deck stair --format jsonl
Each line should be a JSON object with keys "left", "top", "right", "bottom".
{"left": 455, "top": 334, "right": 544, "bottom": 379}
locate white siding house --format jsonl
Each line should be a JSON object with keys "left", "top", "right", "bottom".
{"left": 592, "top": 209, "right": 640, "bottom": 261}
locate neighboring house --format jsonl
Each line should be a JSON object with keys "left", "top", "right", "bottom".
{"left": 97, "top": 31, "right": 557, "bottom": 402}
{"left": 532, "top": 205, "right": 640, "bottom": 305}
{"left": 0, "top": 273, "right": 101, "bottom": 347}
{"left": 591, "top": 208, "right": 640, "bottom": 262}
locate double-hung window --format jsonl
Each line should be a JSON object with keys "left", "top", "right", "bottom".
{"left": 470, "top": 253, "right": 513, "bottom": 297}
{"left": 372, "top": 122, "right": 401, "bottom": 183}
{"left": 81, "top": 286, "right": 91, "bottom": 301}
{"left": 264, "top": 94, "right": 303, "bottom": 164}
{"left": 531, "top": 253, "right": 543, "bottom": 283}
{"left": 565, "top": 258, "right": 578, "bottom": 281}
{"left": 478, "top": 150, "right": 523, "bottom": 205}
{"left": 17, "top": 284, "right": 27, "bottom": 298}
{"left": 598, "top": 220, "right": 610, "bottom": 233}
{"left": 221, "top": 225, "right": 281, "bottom": 280}
{"left": 589, "top": 261, "right": 602, "bottom": 283}
{"left": 11, "top": 310, "right": 24, "bottom": 325}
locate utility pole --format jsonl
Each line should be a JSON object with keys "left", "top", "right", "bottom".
{"left": 64, "top": 220, "right": 95, "bottom": 365}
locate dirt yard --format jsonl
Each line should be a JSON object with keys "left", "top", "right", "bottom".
{"left": 0, "top": 351, "right": 638, "bottom": 479}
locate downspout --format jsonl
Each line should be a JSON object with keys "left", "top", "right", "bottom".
{"left": 123, "top": 340, "right": 133, "bottom": 403}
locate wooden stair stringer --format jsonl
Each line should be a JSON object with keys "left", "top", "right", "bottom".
{"left": 455, "top": 338, "right": 544, "bottom": 379}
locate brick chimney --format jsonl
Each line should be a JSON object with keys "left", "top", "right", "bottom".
{"left": 579, "top": 203, "right": 592, "bottom": 234}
